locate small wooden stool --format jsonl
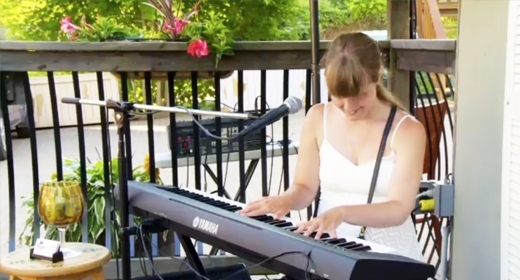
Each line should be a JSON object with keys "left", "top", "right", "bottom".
{"left": 0, "top": 242, "right": 111, "bottom": 280}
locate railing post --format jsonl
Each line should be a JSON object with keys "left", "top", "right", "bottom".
{"left": 387, "top": 0, "right": 411, "bottom": 110}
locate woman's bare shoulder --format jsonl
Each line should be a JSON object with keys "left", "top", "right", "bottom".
{"left": 302, "top": 103, "right": 326, "bottom": 125}
{"left": 394, "top": 112, "right": 426, "bottom": 148}
{"left": 300, "top": 103, "right": 326, "bottom": 145}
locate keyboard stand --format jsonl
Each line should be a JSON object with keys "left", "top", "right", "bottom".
{"left": 178, "top": 234, "right": 209, "bottom": 279}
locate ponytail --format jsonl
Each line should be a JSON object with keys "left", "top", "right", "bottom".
{"left": 376, "top": 83, "right": 408, "bottom": 112}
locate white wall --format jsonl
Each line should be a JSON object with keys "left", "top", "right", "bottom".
{"left": 452, "top": 0, "right": 511, "bottom": 279}
{"left": 29, "top": 73, "right": 119, "bottom": 128}
{"left": 219, "top": 69, "right": 330, "bottom": 111}
{"left": 29, "top": 70, "right": 330, "bottom": 129}
{"left": 501, "top": 1, "right": 520, "bottom": 279}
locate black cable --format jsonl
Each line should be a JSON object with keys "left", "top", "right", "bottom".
{"left": 185, "top": 151, "right": 190, "bottom": 188}
{"left": 223, "top": 151, "right": 231, "bottom": 186}
{"left": 267, "top": 124, "right": 275, "bottom": 195}
{"left": 140, "top": 228, "right": 312, "bottom": 280}
{"left": 202, "top": 101, "right": 235, "bottom": 192}
{"left": 178, "top": 240, "right": 216, "bottom": 271}
{"left": 275, "top": 140, "right": 301, "bottom": 220}
{"left": 132, "top": 108, "right": 246, "bottom": 142}
{"left": 139, "top": 257, "right": 149, "bottom": 277}
{"left": 138, "top": 224, "right": 166, "bottom": 280}
{"left": 203, "top": 151, "right": 209, "bottom": 192}
{"left": 255, "top": 99, "right": 275, "bottom": 197}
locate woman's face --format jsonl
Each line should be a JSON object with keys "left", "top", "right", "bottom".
{"left": 330, "top": 82, "right": 378, "bottom": 120}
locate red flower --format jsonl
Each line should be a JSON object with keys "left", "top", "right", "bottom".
{"left": 187, "top": 39, "right": 210, "bottom": 58}
{"left": 60, "top": 16, "right": 80, "bottom": 34}
{"left": 163, "top": 17, "right": 189, "bottom": 35}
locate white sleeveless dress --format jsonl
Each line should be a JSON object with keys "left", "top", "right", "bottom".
{"left": 316, "top": 103, "right": 424, "bottom": 261}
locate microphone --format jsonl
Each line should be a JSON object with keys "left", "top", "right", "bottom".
{"left": 238, "top": 96, "right": 303, "bottom": 137}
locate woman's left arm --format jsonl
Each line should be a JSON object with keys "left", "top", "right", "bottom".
{"left": 339, "top": 118, "right": 427, "bottom": 228}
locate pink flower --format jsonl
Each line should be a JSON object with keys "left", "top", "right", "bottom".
{"left": 60, "top": 16, "right": 80, "bottom": 34}
{"left": 163, "top": 18, "right": 189, "bottom": 35}
{"left": 187, "top": 39, "right": 209, "bottom": 58}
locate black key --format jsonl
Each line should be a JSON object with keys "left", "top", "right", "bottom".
{"left": 268, "top": 220, "right": 289, "bottom": 226}
{"left": 284, "top": 226, "right": 298, "bottom": 231}
{"left": 320, "top": 237, "right": 336, "bottom": 242}
{"left": 336, "top": 241, "right": 356, "bottom": 247}
{"left": 222, "top": 205, "right": 242, "bottom": 211}
{"left": 353, "top": 245, "right": 371, "bottom": 251}
{"left": 250, "top": 215, "right": 270, "bottom": 220}
{"left": 326, "top": 238, "right": 347, "bottom": 245}
{"left": 308, "top": 232, "right": 331, "bottom": 239}
{"left": 196, "top": 197, "right": 214, "bottom": 203}
{"left": 212, "top": 201, "right": 229, "bottom": 207}
{"left": 273, "top": 222, "right": 292, "bottom": 227}
{"left": 344, "top": 243, "right": 364, "bottom": 250}
{"left": 253, "top": 215, "right": 274, "bottom": 222}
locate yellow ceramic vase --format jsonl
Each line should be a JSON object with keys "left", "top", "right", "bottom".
{"left": 38, "top": 181, "right": 85, "bottom": 243}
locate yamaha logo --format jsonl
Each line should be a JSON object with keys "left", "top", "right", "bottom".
{"left": 192, "top": 216, "right": 219, "bottom": 235}
{"left": 192, "top": 217, "right": 200, "bottom": 227}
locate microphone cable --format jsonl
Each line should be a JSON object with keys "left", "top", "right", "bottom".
{"left": 138, "top": 223, "right": 312, "bottom": 280}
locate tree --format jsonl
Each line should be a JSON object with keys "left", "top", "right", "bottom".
{"left": 0, "top": 0, "right": 307, "bottom": 41}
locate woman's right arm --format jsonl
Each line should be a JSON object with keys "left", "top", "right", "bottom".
{"left": 279, "top": 104, "right": 323, "bottom": 210}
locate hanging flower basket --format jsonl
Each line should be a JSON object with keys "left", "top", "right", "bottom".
{"left": 109, "top": 69, "right": 234, "bottom": 81}
{"left": 59, "top": 0, "right": 235, "bottom": 81}
{"left": 102, "top": 37, "right": 234, "bottom": 81}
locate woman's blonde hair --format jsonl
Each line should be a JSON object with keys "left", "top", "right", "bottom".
{"left": 322, "top": 32, "right": 407, "bottom": 112}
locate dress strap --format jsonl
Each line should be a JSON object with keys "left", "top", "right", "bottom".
{"left": 390, "top": 114, "right": 412, "bottom": 148}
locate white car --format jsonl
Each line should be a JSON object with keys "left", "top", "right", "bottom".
{"left": 0, "top": 103, "right": 30, "bottom": 161}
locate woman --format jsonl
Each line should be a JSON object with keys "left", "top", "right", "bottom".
{"left": 239, "top": 32, "right": 426, "bottom": 261}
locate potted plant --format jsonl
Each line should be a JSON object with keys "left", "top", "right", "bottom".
{"left": 59, "top": 15, "right": 138, "bottom": 42}
{"left": 59, "top": 0, "right": 235, "bottom": 80}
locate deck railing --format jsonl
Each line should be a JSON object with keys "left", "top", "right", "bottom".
{"left": 0, "top": 39, "right": 456, "bottom": 278}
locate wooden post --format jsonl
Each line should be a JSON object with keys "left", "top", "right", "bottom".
{"left": 387, "top": 0, "right": 411, "bottom": 110}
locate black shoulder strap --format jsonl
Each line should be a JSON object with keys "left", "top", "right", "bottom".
{"left": 367, "top": 105, "right": 397, "bottom": 204}
{"left": 359, "top": 105, "right": 397, "bottom": 239}
{"left": 312, "top": 105, "right": 399, "bottom": 222}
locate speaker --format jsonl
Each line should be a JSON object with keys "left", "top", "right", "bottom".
{"left": 132, "top": 263, "right": 252, "bottom": 280}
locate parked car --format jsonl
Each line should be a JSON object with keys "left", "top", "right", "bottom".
{"left": 0, "top": 104, "right": 30, "bottom": 161}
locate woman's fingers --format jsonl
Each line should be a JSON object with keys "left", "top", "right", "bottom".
{"left": 239, "top": 197, "right": 289, "bottom": 218}
{"left": 303, "top": 222, "right": 319, "bottom": 237}
{"left": 238, "top": 199, "right": 264, "bottom": 213}
{"left": 314, "top": 227, "right": 324, "bottom": 240}
{"left": 293, "top": 221, "right": 307, "bottom": 234}
{"left": 273, "top": 209, "right": 288, "bottom": 220}
{"left": 240, "top": 207, "right": 268, "bottom": 217}
{"left": 294, "top": 220, "right": 319, "bottom": 237}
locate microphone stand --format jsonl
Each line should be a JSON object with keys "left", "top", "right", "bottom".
{"left": 60, "top": 97, "right": 253, "bottom": 280}
{"left": 108, "top": 100, "right": 132, "bottom": 280}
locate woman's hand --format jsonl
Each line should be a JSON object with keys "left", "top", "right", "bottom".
{"left": 238, "top": 195, "right": 292, "bottom": 219}
{"left": 295, "top": 206, "right": 345, "bottom": 239}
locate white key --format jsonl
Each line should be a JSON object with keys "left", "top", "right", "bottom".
{"left": 183, "top": 187, "right": 396, "bottom": 254}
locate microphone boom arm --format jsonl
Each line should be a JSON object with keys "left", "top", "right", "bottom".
{"left": 62, "top": 97, "right": 254, "bottom": 120}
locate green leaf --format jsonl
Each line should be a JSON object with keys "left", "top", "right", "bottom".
{"left": 93, "top": 197, "right": 106, "bottom": 223}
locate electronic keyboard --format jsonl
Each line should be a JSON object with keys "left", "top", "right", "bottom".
{"left": 117, "top": 181, "right": 436, "bottom": 280}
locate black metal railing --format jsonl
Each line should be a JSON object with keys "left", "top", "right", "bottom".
{"left": 0, "top": 69, "right": 312, "bottom": 265}
{"left": 0, "top": 42, "right": 454, "bottom": 276}
{"left": 412, "top": 71, "right": 455, "bottom": 270}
